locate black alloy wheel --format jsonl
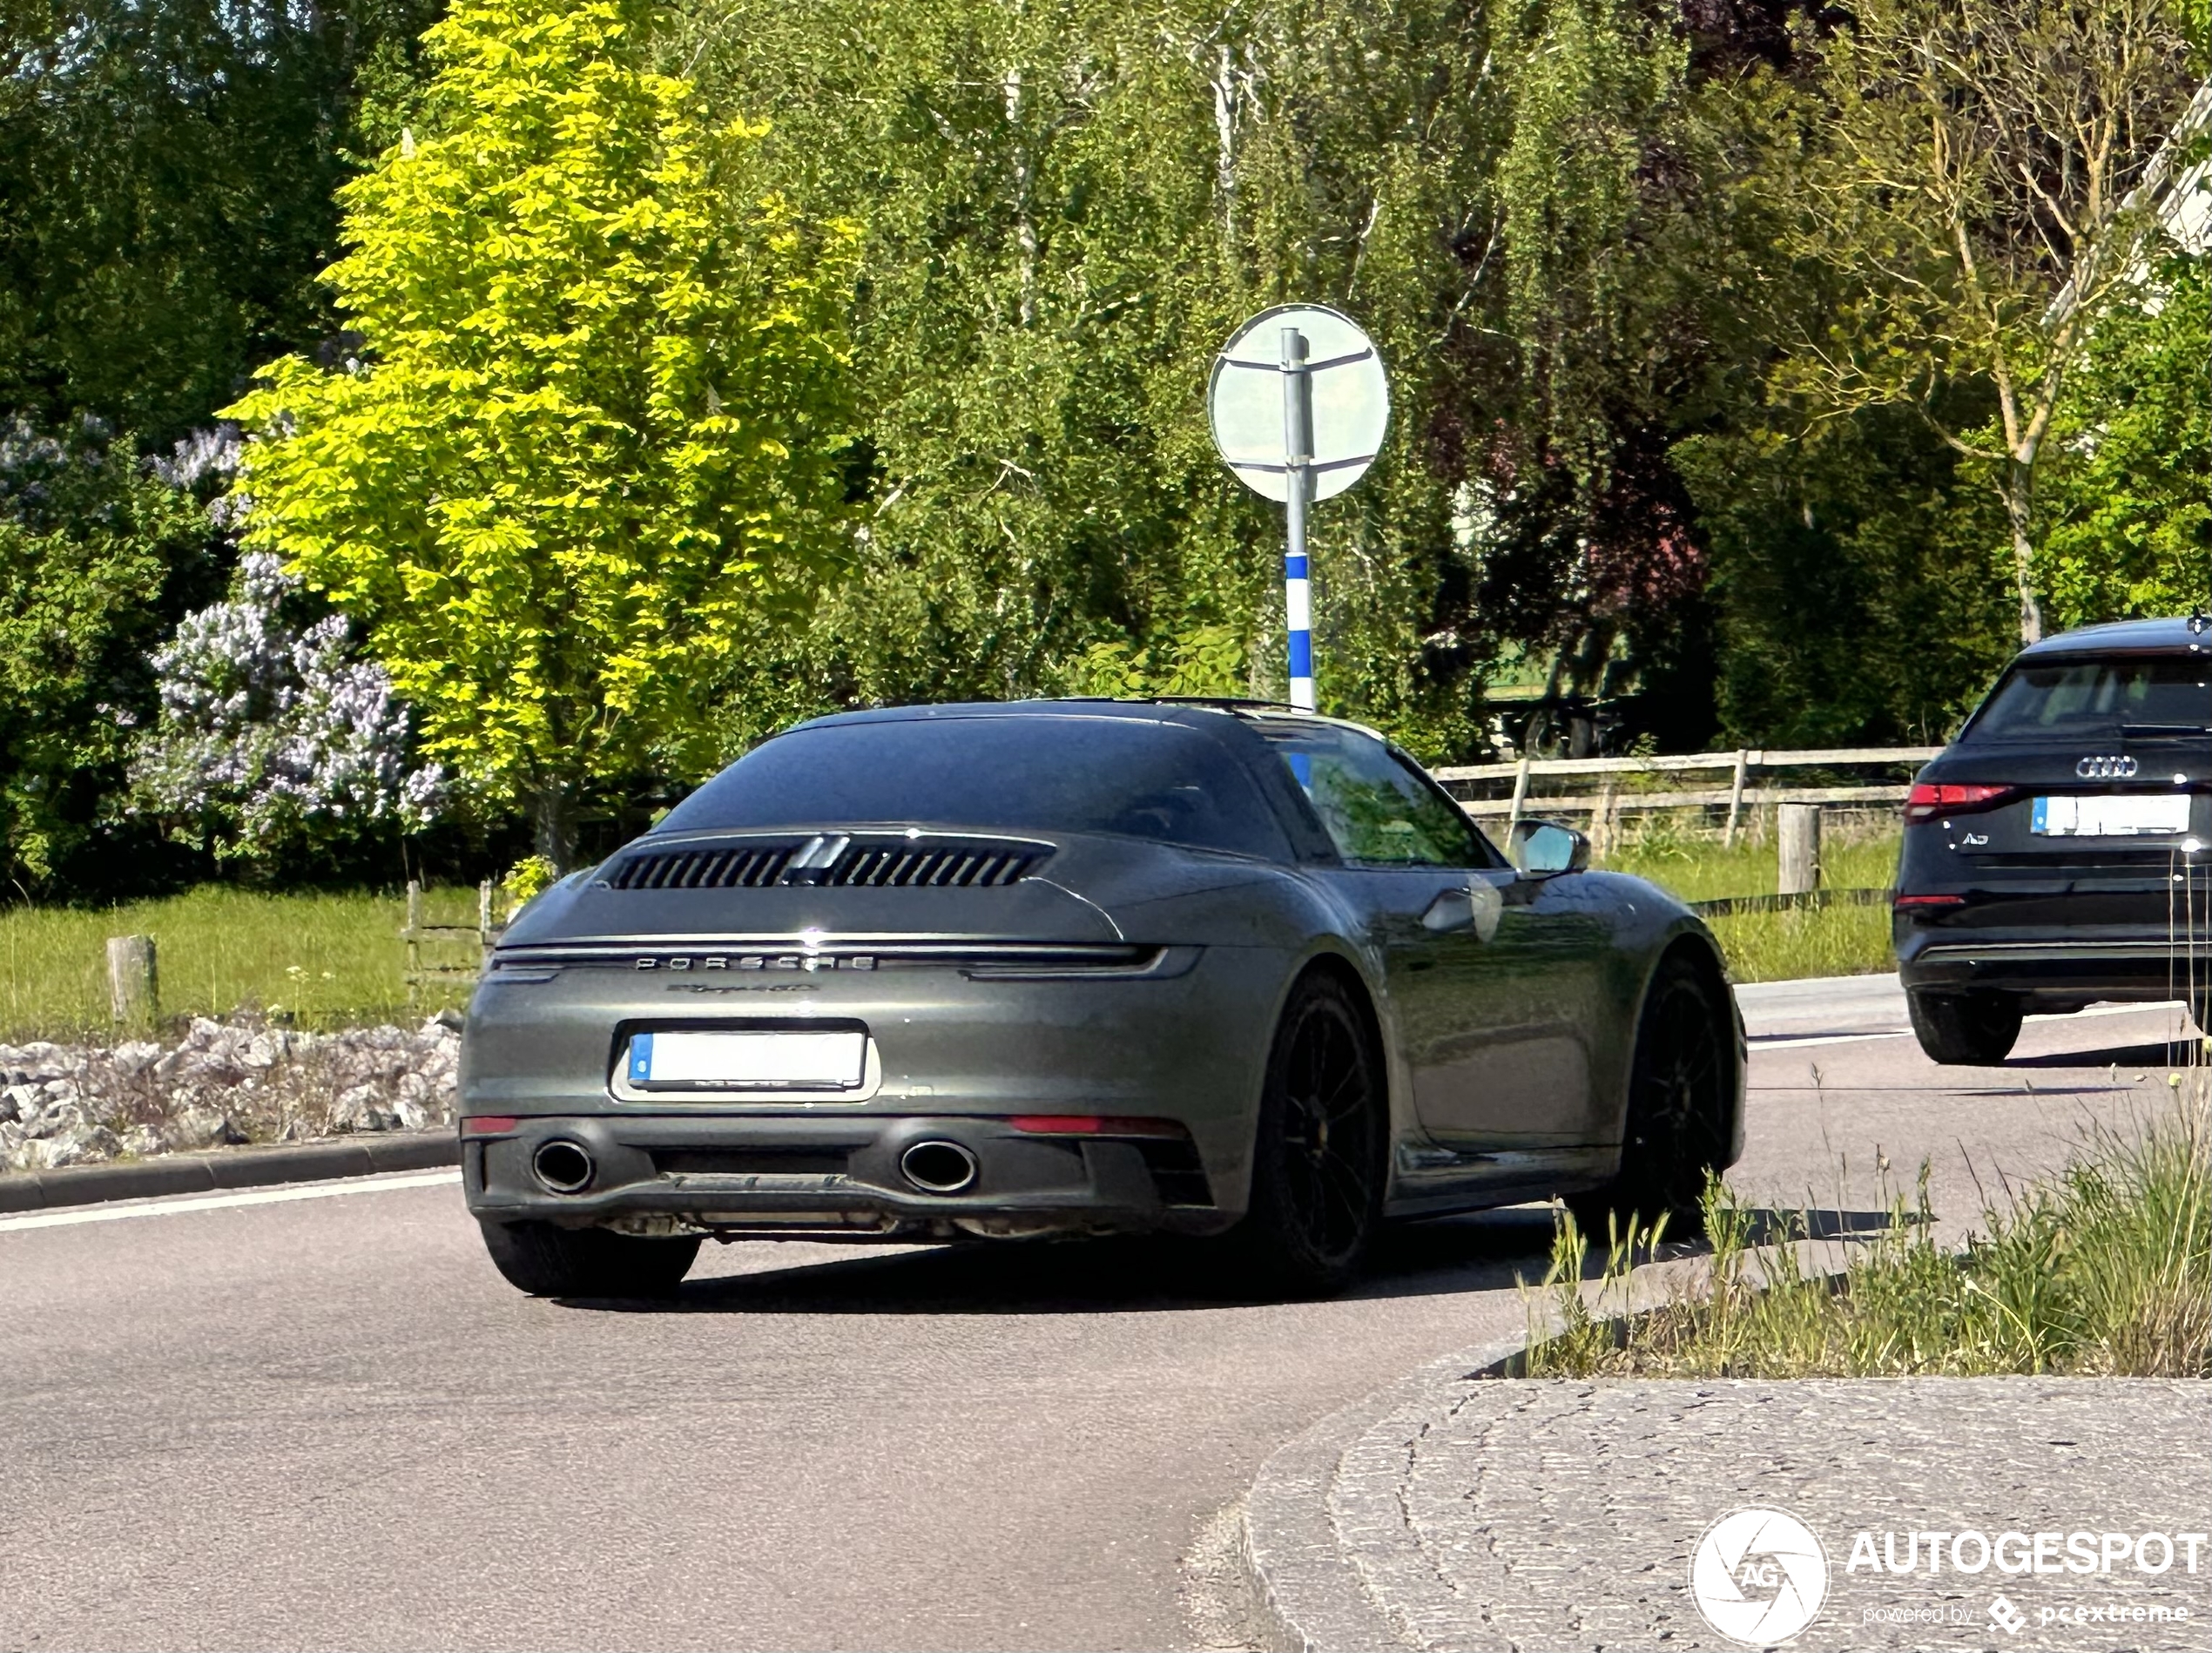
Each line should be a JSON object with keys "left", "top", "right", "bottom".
{"left": 1570, "top": 957, "right": 1731, "bottom": 1238}
{"left": 1906, "top": 988, "right": 2023, "bottom": 1065}
{"left": 478, "top": 1219, "right": 701, "bottom": 1299}
{"left": 1231, "top": 971, "right": 1386, "bottom": 1296}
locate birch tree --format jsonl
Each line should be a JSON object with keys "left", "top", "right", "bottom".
{"left": 1779, "top": 0, "right": 2195, "bottom": 643}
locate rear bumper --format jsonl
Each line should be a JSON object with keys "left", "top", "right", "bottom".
{"left": 1898, "top": 934, "right": 2206, "bottom": 1002}
{"left": 461, "top": 1112, "right": 1230, "bottom": 1239}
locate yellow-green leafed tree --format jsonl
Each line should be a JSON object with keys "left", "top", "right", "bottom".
{"left": 225, "top": 0, "right": 856, "bottom": 870}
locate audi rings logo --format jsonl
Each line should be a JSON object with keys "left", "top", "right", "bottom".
{"left": 2077, "top": 754, "right": 2138, "bottom": 779}
{"left": 1691, "top": 1507, "right": 1831, "bottom": 1645}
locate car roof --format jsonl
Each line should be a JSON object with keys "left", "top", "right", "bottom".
{"left": 2016, "top": 617, "right": 2212, "bottom": 659}
{"left": 786, "top": 698, "right": 1395, "bottom": 745}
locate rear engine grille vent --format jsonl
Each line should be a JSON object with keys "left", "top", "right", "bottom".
{"left": 604, "top": 837, "right": 1049, "bottom": 892}
{"left": 822, "top": 843, "right": 1045, "bottom": 888}
{"left": 610, "top": 845, "right": 797, "bottom": 890}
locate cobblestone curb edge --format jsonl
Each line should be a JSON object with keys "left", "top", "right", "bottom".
{"left": 1241, "top": 1331, "right": 1530, "bottom": 1653}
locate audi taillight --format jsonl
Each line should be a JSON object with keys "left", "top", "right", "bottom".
{"left": 1903, "top": 783, "right": 2015, "bottom": 824}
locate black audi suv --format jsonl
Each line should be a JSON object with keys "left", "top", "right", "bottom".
{"left": 1894, "top": 616, "right": 2211, "bottom": 1063}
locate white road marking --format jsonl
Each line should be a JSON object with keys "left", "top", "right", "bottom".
{"left": 0, "top": 1168, "right": 460, "bottom": 1233}
{"left": 1748, "top": 1000, "right": 2199, "bottom": 1054}
{"left": 1754, "top": 1031, "right": 1912, "bottom": 1051}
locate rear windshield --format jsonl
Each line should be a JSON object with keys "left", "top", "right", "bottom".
{"left": 1964, "top": 656, "right": 2212, "bottom": 743}
{"left": 658, "top": 715, "right": 1290, "bottom": 859}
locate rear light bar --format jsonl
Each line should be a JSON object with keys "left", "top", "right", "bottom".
{"left": 1008, "top": 1115, "right": 1187, "bottom": 1138}
{"left": 1904, "top": 783, "right": 2016, "bottom": 824}
{"left": 1892, "top": 894, "right": 1966, "bottom": 908}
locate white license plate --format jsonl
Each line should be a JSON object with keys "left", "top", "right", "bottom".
{"left": 2031, "top": 794, "right": 2191, "bottom": 837}
{"left": 624, "top": 1030, "right": 867, "bottom": 1090}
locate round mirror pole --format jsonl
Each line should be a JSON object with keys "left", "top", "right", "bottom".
{"left": 1281, "top": 327, "right": 1315, "bottom": 711}
{"left": 1207, "top": 303, "right": 1389, "bottom": 714}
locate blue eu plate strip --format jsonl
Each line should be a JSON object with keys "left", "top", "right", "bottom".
{"left": 627, "top": 1032, "right": 653, "bottom": 1083}
{"left": 2031, "top": 797, "right": 2049, "bottom": 833}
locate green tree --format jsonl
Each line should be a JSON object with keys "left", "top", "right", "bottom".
{"left": 2039, "top": 253, "right": 2212, "bottom": 624}
{"left": 1468, "top": 0, "right": 1802, "bottom": 741}
{"left": 0, "top": 0, "right": 442, "bottom": 445}
{"left": 1677, "top": 405, "right": 2015, "bottom": 746}
{"left": 1774, "top": 0, "right": 2196, "bottom": 643}
{"left": 673, "top": 0, "right": 1508, "bottom": 759}
{"left": 226, "top": 0, "right": 857, "bottom": 870}
{"left": 0, "top": 419, "right": 226, "bottom": 888}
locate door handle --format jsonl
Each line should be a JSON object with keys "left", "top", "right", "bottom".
{"left": 1421, "top": 888, "right": 1474, "bottom": 931}
{"left": 1422, "top": 883, "right": 1504, "bottom": 941}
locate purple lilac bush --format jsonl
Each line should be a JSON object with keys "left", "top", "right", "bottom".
{"left": 129, "top": 537, "right": 447, "bottom": 863}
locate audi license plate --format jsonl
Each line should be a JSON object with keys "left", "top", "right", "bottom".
{"left": 624, "top": 1029, "right": 867, "bottom": 1090}
{"left": 2031, "top": 795, "right": 2191, "bottom": 837}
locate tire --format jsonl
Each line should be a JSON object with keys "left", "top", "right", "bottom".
{"left": 478, "top": 1219, "right": 700, "bottom": 1299}
{"left": 1568, "top": 957, "right": 1733, "bottom": 1239}
{"left": 1906, "top": 988, "right": 2022, "bottom": 1065}
{"left": 1226, "top": 971, "right": 1386, "bottom": 1297}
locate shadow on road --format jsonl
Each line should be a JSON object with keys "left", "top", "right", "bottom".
{"left": 558, "top": 1202, "right": 1910, "bottom": 1317}
{"left": 2008, "top": 1040, "right": 2207, "bottom": 1069}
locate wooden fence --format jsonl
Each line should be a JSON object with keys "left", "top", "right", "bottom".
{"left": 1431, "top": 746, "right": 1939, "bottom": 849}
{"left": 401, "top": 879, "right": 507, "bottom": 1001}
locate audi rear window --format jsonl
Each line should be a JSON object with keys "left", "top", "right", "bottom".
{"left": 1963, "top": 656, "right": 2212, "bottom": 743}
{"left": 658, "top": 715, "right": 1291, "bottom": 860}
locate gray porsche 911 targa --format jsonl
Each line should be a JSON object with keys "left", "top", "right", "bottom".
{"left": 459, "top": 700, "right": 1744, "bottom": 1297}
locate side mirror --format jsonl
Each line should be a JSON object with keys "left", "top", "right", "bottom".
{"left": 1508, "top": 819, "right": 1590, "bottom": 877}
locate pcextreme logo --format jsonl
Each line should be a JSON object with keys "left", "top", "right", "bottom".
{"left": 1691, "top": 1507, "right": 1831, "bottom": 1645}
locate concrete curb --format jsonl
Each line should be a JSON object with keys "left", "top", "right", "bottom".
{"left": 1242, "top": 1332, "right": 1529, "bottom": 1653}
{"left": 0, "top": 1130, "right": 460, "bottom": 1215}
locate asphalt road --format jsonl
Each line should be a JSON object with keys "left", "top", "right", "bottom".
{"left": 1, "top": 976, "right": 2200, "bottom": 1653}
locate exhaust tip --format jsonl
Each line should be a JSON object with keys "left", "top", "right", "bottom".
{"left": 533, "top": 1138, "right": 596, "bottom": 1194}
{"left": 900, "top": 1139, "right": 979, "bottom": 1195}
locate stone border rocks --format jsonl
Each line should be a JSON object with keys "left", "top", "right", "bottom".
{"left": 0, "top": 1014, "right": 462, "bottom": 1175}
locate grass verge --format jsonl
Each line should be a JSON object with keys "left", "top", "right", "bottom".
{"left": 1523, "top": 1088, "right": 2211, "bottom": 1379}
{"left": 1703, "top": 901, "right": 1895, "bottom": 983}
{"left": 1604, "top": 825, "right": 1901, "bottom": 983}
{"left": 1602, "top": 826, "right": 1902, "bottom": 905}
{"left": 0, "top": 885, "right": 479, "bottom": 1043}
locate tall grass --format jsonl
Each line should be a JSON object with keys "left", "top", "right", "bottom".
{"left": 1602, "top": 819, "right": 1902, "bottom": 905}
{"left": 1702, "top": 903, "right": 1897, "bottom": 983}
{"left": 1523, "top": 1087, "right": 2212, "bottom": 1379}
{"left": 0, "top": 885, "right": 479, "bottom": 1042}
{"left": 1602, "top": 814, "right": 1902, "bottom": 982}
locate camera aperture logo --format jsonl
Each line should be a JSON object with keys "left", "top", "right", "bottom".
{"left": 1692, "top": 1507, "right": 1831, "bottom": 1645}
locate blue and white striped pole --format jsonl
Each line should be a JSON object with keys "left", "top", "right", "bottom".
{"left": 1280, "top": 327, "right": 1315, "bottom": 711}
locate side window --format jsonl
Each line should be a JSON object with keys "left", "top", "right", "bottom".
{"left": 1257, "top": 723, "right": 1494, "bottom": 867}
